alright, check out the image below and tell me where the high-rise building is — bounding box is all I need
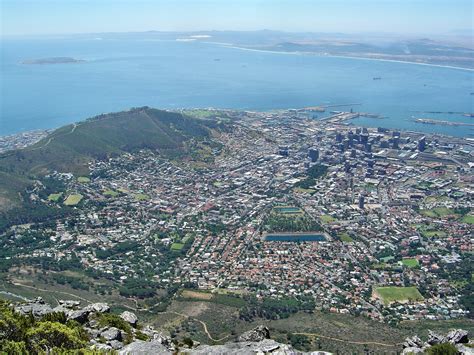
[361,134,369,144]
[308,148,319,162]
[418,136,426,152]
[358,195,365,209]
[278,146,289,156]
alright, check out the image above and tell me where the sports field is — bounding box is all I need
[320,215,336,223]
[64,194,83,206]
[375,286,423,305]
[401,258,419,268]
[461,215,474,224]
[48,193,63,202]
[171,243,184,251]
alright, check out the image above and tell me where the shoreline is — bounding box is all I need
[220,44,474,72]
[2,107,470,145]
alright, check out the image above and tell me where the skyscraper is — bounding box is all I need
[418,136,426,152]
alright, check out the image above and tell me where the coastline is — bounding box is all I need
[220,44,474,72]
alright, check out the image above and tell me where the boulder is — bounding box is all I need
[109,340,124,350]
[427,330,445,345]
[85,302,110,313]
[120,311,138,326]
[14,298,54,318]
[67,309,90,323]
[52,305,70,314]
[446,329,469,344]
[456,344,474,355]
[58,300,81,308]
[238,325,271,342]
[119,340,172,354]
[101,327,122,341]
[403,335,423,349]
[401,347,424,354]
[91,343,112,351]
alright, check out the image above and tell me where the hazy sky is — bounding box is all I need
[1,0,473,36]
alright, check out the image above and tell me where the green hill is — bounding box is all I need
[0,107,213,220]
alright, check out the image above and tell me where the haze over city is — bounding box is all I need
[2,0,473,36]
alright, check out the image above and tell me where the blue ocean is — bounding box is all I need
[1,36,473,136]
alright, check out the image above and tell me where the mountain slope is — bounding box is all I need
[0,107,211,212]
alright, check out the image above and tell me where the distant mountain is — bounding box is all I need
[0,107,213,213]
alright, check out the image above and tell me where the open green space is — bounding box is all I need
[461,215,474,224]
[375,286,424,305]
[47,193,63,202]
[339,232,354,243]
[420,207,454,218]
[320,215,336,223]
[401,258,420,268]
[170,243,185,251]
[103,189,119,197]
[422,230,447,238]
[77,176,90,183]
[64,194,83,206]
[134,193,150,201]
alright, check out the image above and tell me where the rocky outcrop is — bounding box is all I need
[189,338,317,354]
[14,297,53,317]
[119,340,172,354]
[402,329,472,355]
[101,327,122,341]
[238,325,271,342]
[84,302,110,313]
[186,326,332,355]
[120,310,138,326]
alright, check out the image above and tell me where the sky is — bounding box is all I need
[1,0,473,36]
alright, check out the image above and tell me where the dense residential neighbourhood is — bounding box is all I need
[1,108,473,327]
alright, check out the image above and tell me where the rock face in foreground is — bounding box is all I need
[119,340,172,354]
[402,329,473,355]
[188,339,331,355]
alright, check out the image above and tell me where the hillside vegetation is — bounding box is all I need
[0,107,215,224]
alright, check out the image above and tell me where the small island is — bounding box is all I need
[21,57,86,65]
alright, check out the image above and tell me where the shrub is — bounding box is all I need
[426,343,458,355]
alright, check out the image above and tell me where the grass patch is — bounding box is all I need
[64,194,83,206]
[422,230,447,238]
[339,233,354,243]
[103,189,119,197]
[47,192,63,202]
[171,243,184,251]
[421,207,454,218]
[134,193,150,201]
[401,258,419,268]
[181,290,213,300]
[375,286,424,305]
[320,215,336,223]
[77,176,90,183]
[461,215,474,224]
